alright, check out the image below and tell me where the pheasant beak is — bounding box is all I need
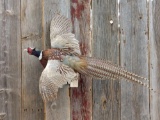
[24,49,27,51]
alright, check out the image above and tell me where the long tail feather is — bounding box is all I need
[62,56,158,93]
[79,57,157,94]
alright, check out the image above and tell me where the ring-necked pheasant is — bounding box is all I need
[25,14,157,103]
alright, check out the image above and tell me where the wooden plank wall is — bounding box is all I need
[120,0,150,120]
[150,0,160,120]
[1,0,160,120]
[70,0,92,120]
[0,0,21,120]
[92,0,120,120]
[21,0,44,119]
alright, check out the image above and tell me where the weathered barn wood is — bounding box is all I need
[120,0,149,120]
[1,0,160,120]
[92,0,120,120]
[21,0,44,119]
[0,0,21,120]
[70,0,92,120]
[42,0,71,120]
[149,0,160,120]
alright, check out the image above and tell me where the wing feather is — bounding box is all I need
[50,14,81,55]
[51,33,81,54]
[50,14,72,40]
[39,60,79,102]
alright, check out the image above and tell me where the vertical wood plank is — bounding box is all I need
[70,0,92,120]
[0,0,21,120]
[21,0,44,119]
[120,0,150,120]
[42,0,71,49]
[42,0,71,120]
[92,0,120,120]
[150,0,160,120]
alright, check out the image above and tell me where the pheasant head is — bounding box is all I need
[24,47,47,67]
[25,47,42,58]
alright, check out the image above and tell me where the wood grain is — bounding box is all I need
[70,0,92,120]
[1,0,160,119]
[92,0,120,120]
[42,0,71,49]
[0,0,21,120]
[120,0,150,120]
[21,0,44,119]
[42,0,71,120]
[150,0,160,120]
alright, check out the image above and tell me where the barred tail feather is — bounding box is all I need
[86,57,148,81]
[62,56,158,94]
[79,57,157,94]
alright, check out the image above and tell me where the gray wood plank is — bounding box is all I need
[42,0,71,120]
[21,0,42,38]
[92,0,120,120]
[120,0,149,120]
[70,0,92,119]
[21,0,44,119]
[42,0,71,49]
[0,0,21,120]
[44,85,70,120]
[149,0,160,120]
[22,40,44,120]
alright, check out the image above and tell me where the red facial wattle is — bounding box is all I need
[27,47,33,54]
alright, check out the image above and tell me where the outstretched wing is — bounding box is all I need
[39,60,79,102]
[50,14,72,40]
[50,14,81,55]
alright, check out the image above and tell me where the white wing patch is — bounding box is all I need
[39,60,79,102]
